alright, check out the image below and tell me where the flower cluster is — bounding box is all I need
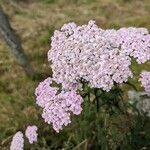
[139,71,150,96]
[117,27,150,64]
[35,77,58,108]
[35,20,150,132]
[25,125,38,144]
[35,78,83,132]
[48,20,150,91]
[10,131,24,150]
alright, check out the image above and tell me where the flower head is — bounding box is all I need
[25,125,38,144]
[48,21,149,91]
[35,78,83,132]
[139,71,150,96]
[10,131,24,150]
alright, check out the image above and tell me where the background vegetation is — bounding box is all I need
[0,0,150,149]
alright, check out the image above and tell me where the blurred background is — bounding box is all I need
[0,0,150,149]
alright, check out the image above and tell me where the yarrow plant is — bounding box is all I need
[35,20,150,133]
[25,125,38,144]
[10,131,24,150]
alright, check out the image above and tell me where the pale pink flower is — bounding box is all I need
[35,78,83,133]
[139,71,150,96]
[10,131,24,150]
[25,125,38,144]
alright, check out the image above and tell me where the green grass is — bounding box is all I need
[0,0,150,149]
